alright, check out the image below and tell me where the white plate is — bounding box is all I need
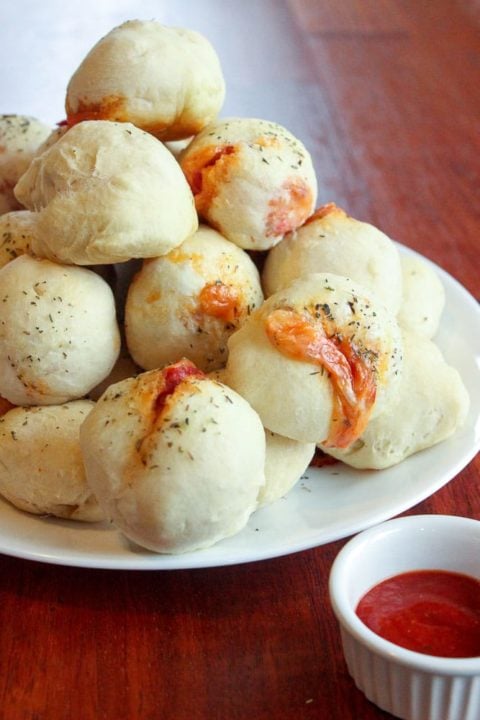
[0,245,479,570]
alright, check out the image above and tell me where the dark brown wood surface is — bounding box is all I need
[1,2,479,719]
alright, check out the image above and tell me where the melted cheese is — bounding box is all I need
[265,308,376,448]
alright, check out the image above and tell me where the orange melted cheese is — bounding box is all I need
[132,359,205,467]
[65,96,127,126]
[303,202,344,226]
[265,179,313,237]
[264,308,376,448]
[198,282,240,324]
[254,135,282,149]
[181,144,237,216]
[65,97,201,139]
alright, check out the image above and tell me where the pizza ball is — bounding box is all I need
[208,367,314,506]
[14,120,198,265]
[0,400,104,521]
[0,255,120,405]
[80,359,266,553]
[321,331,469,469]
[0,115,51,215]
[397,253,445,338]
[225,273,403,447]
[262,203,403,313]
[125,225,264,372]
[0,210,36,267]
[180,117,317,250]
[65,20,225,141]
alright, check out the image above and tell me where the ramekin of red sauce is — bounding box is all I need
[329,515,480,720]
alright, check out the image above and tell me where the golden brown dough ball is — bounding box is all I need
[262,203,403,313]
[0,114,51,214]
[226,273,403,447]
[208,368,314,506]
[14,120,198,265]
[0,210,36,268]
[125,225,264,372]
[0,255,120,405]
[65,20,225,141]
[0,400,104,521]
[180,117,317,250]
[80,360,266,553]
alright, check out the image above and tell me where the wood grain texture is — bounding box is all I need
[0,2,479,719]
[288,0,480,298]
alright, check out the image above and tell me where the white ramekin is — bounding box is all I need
[329,514,480,720]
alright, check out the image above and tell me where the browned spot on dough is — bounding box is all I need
[66,95,128,126]
[303,202,346,226]
[66,96,208,140]
[146,290,161,304]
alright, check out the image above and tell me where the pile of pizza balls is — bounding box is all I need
[0,20,469,554]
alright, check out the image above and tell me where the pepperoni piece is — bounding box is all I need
[155,359,205,414]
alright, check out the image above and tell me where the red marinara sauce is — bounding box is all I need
[155,360,204,414]
[356,569,480,658]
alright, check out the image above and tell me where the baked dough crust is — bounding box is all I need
[65,20,225,141]
[180,117,317,250]
[208,368,314,506]
[321,331,469,468]
[0,210,36,268]
[225,273,403,444]
[258,430,315,508]
[397,254,445,338]
[0,400,104,521]
[0,115,51,214]
[125,225,264,372]
[14,120,198,265]
[80,362,266,553]
[0,255,120,405]
[263,203,402,313]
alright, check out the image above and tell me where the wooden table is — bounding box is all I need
[0,2,479,718]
